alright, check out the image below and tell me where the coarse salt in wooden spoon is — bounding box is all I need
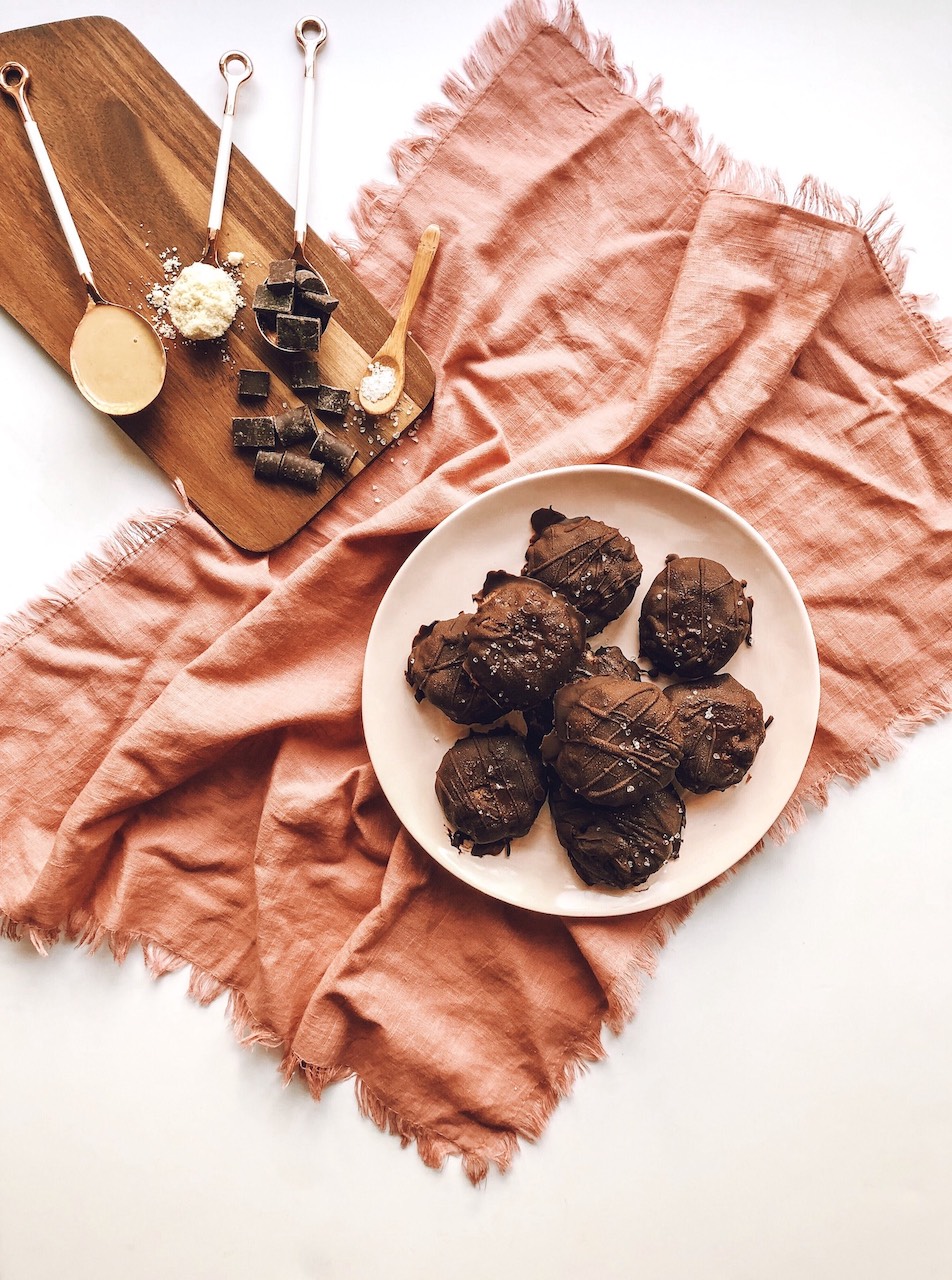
[357,223,440,418]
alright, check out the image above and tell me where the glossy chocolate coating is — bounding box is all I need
[572,644,644,683]
[406,614,507,725]
[664,673,766,792]
[523,508,642,634]
[639,555,752,677]
[435,729,548,854]
[522,645,643,748]
[551,676,683,806]
[550,777,685,889]
[464,572,586,711]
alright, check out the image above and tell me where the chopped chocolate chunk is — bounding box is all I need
[273,404,316,447]
[266,258,298,293]
[310,428,357,475]
[253,450,283,481]
[276,313,321,352]
[253,450,324,491]
[277,452,324,491]
[252,283,293,319]
[314,384,350,416]
[232,416,276,449]
[289,356,323,392]
[296,290,340,323]
[293,268,326,292]
[237,369,271,400]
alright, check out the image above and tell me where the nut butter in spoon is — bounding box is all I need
[0,60,166,415]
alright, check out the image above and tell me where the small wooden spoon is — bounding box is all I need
[357,223,440,417]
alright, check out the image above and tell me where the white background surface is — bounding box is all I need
[0,2,950,1277]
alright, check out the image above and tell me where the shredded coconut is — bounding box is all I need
[166,262,239,340]
[225,250,245,266]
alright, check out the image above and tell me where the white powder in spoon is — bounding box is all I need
[166,262,240,340]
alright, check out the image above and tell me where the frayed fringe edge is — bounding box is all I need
[332,0,951,354]
[0,907,512,1183]
[1,667,947,1183]
[0,508,187,658]
[770,681,952,843]
[289,1020,609,1185]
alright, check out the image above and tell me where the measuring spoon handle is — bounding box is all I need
[0,61,99,300]
[205,50,253,259]
[293,17,328,255]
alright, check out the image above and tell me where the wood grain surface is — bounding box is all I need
[0,17,435,551]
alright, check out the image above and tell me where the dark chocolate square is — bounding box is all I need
[289,356,323,391]
[266,258,298,294]
[276,313,321,352]
[232,416,276,449]
[314,384,350,416]
[253,283,293,319]
[237,369,271,400]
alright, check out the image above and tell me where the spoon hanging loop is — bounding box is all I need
[202,49,253,264]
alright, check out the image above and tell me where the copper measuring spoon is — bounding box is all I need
[0,61,166,416]
[255,16,331,353]
[166,50,253,340]
[357,223,440,417]
[201,49,253,267]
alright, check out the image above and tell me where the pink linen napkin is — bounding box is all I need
[1,0,950,1181]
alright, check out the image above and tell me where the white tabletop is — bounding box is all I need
[1,3,950,1276]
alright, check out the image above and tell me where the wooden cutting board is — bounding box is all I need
[0,18,435,551]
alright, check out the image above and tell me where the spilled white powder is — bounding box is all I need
[166,262,240,340]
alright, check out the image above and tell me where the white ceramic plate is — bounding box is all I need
[362,466,819,917]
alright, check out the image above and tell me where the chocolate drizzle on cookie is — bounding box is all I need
[664,673,766,792]
[463,571,586,711]
[550,776,685,889]
[406,614,507,725]
[523,508,643,634]
[435,728,548,856]
[638,555,752,678]
[551,676,683,807]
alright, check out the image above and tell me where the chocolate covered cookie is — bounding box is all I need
[664,673,766,792]
[522,644,644,749]
[550,777,685,889]
[435,728,548,855]
[639,555,752,677]
[551,676,683,806]
[464,572,586,711]
[523,509,642,634]
[406,614,507,725]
